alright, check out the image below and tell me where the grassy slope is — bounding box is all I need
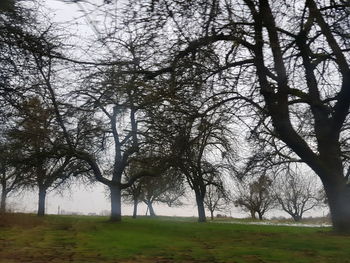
[0,214,349,263]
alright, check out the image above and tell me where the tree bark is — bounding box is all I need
[195,191,206,222]
[146,200,156,217]
[292,215,302,222]
[110,184,122,222]
[323,179,350,233]
[0,188,7,214]
[132,198,138,219]
[250,210,256,219]
[37,186,47,216]
[210,210,214,220]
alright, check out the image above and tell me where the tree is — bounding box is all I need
[161,111,234,222]
[123,163,185,218]
[126,0,350,232]
[139,169,185,217]
[244,0,350,231]
[71,69,157,222]
[274,168,324,222]
[179,130,222,222]
[122,161,148,219]
[0,139,23,213]
[234,175,275,220]
[8,97,87,216]
[141,67,236,223]
[0,8,59,212]
[204,183,230,220]
[122,178,142,219]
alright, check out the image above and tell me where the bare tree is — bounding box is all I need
[139,169,185,217]
[234,175,275,220]
[274,168,324,222]
[204,183,230,220]
[8,97,88,216]
[176,117,235,223]
[68,65,165,222]
[123,162,185,218]
[144,73,237,223]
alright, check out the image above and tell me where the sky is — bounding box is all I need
[8,0,329,220]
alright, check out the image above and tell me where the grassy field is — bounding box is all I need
[0,214,349,263]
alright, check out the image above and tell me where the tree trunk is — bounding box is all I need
[257,212,263,220]
[313,155,350,233]
[0,188,6,214]
[323,181,350,233]
[37,186,47,216]
[110,184,122,222]
[250,210,256,219]
[195,191,206,222]
[147,200,156,217]
[132,198,138,219]
[292,214,302,222]
[210,210,214,220]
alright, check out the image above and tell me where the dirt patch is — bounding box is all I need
[0,213,45,228]
[0,251,105,263]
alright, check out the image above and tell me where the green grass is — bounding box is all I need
[0,214,349,263]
